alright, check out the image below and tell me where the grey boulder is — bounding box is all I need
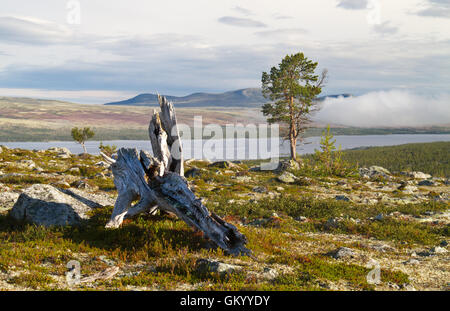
[9,184,107,226]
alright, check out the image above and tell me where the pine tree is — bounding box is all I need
[261,52,327,162]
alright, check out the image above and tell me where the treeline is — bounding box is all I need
[337,141,450,177]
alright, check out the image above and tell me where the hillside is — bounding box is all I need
[104,88,352,108]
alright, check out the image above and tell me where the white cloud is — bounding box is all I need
[315,90,450,127]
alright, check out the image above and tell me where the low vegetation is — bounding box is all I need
[0,142,448,291]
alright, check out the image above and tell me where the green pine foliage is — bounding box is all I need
[71,127,95,153]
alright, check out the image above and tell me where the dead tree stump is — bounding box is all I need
[102,95,251,256]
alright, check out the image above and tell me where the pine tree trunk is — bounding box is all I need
[289,96,297,161]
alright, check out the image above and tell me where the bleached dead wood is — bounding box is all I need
[103,96,250,256]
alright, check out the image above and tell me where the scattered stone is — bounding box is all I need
[335,195,350,202]
[72,179,98,191]
[327,247,355,259]
[400,283,416,291]
[53,181,71,189]
[440,240,448,247]
[0,191,20,212]
[261,267,278,280]
[184,167,204,178]
[325,217,342,228]
[401,185,418,194]
[403,259,420,265]
[252,186,268,193]
[295,216,308,222]
[418,180,434,186]
[370,243,393,252]
[95,161,109,167]
[9,184,96,226]
[359,166,391,179]
[276,187,284,191]
[430,246,448,254]
[195,259,242,276]
[374,214,384,221]
[98,255,116,266]
[235,176,252,182]
[48,147,72,159]
[404,171,432,179]
[208,161,238,169]
[275,159,300,172]
[277,171,297,184]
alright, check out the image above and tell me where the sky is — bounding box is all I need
[0,0,449,124]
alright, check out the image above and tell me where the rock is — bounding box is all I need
[327,247,355,259]
[32,167,44,173]
[15,160,35,170]
[275,159,300,172]
[208,161,238,169]
[418,180,434,186]
[401,185,418,194]
[370,243,393,252]
[53,181,71,189]
[325,217,342,228]
[374,213,384,221]
[430,246,447,254]
[261,267,278,280]
[235,176,252,182]
[295,216,308,222]
[195,259,242,275]
[68,167,81,174]
[95,161,109,167]
[48,147,72,158]
[0,191,20,212]
[403,259,420,265]
[277,171,297,184]
[440,240,448,247]
[72,179,98,191]
[404,171,432,179]
[252,186,268,193]
[184,167,205,178]
[0,146,2,153]
[276,187,285,191]
[359,166,391,179]
[335,195,350,202]
[9,184,98,226]
[248,166,260,172]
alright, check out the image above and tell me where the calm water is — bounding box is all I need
[1,134,449,161]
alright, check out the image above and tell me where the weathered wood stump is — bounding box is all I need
[102,95,251,256]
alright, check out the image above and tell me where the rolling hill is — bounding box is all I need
[104,88,352,108]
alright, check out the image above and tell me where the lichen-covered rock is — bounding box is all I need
[403,171,432,179]
[359,166,391,179]
[277,171,297,183]
[327,247,355,259]
[9,184,104,226]
[195,259,242,275]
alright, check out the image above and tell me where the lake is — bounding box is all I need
[1,134,449,161]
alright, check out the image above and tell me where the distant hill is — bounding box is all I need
[104,88,352,108]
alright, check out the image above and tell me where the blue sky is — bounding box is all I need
[0,0,449,105]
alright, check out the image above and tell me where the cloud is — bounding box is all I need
[416,0,450,18]
[315,90,450,127]
[336,0,368,10]
[218,16,267,28]
[255,28,308,39]
[232,6,253,16]
[0,16,74,45]
[372,21,398,35]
